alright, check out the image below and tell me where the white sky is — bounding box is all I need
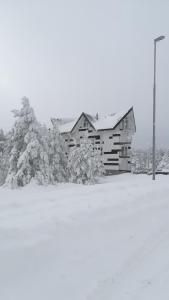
[0,0,168,148]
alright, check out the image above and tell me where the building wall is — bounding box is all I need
[61,111,135,174]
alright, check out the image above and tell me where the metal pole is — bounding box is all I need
[152,35,165,180]
[152,41,156,180]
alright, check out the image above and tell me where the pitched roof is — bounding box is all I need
[56,118,78,133]
[57,107,134,133]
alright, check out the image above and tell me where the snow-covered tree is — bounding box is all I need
[131,148,165,174]
[131,149,149,174]
[5,97,51,187]
[0,129,7,185]
[157,150,169,173]
[68,136,103,184]
[0,129,5,152]
[48,119,68,182]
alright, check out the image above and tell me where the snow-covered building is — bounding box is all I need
[54,107,136,174]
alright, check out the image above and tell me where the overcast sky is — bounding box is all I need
[0,0,168,148]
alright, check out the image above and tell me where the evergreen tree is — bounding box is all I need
[6,97,51,187]
[49,119,68,182]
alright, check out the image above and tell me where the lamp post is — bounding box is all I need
[152,35,165,180]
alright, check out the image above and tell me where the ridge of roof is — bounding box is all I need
[57,107,134,133]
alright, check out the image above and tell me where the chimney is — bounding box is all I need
[96,113,99,120]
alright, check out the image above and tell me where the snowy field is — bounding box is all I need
[0,174,169,300]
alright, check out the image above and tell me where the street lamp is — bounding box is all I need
[152,35,165,180]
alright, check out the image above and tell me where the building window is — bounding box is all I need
[104,163,119,166]
[84,119,88,127]
[79,128,87,131]
[124,118,128,129]
[120,120,124,130]
[107,158,119,161]
[120,118,128,130]
[121,146,127,156]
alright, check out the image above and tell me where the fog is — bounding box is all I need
[0,0,168,148]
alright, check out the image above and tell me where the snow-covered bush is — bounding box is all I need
[157,150,169,173]
[68,137,103,184]
[131,148,165,174]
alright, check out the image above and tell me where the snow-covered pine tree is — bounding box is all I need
[68,136,103,184]
[6,97,51,187]
[49,119,68,183]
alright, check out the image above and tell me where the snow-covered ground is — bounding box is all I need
[0,174,169,300]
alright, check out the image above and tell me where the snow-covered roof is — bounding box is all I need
[92,109,130,131]
[58,118,78,133]
[57,107,133,133]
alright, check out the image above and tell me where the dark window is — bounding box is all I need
[95,141,100,144]
[121,146,128,156]
[104,150,119,154]
[79,128,87,131]
[84,120,88,127]
[114,142,131,145]
[95,135,100,140]
[107,158,119,161]
[69,144,75,147]
[124,118,128,129]
[120,120,124,130]
[88,135,100,139]
[104,163,119,166]
[113,134,120,137]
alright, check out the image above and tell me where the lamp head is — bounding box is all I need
[154,35,165,42]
